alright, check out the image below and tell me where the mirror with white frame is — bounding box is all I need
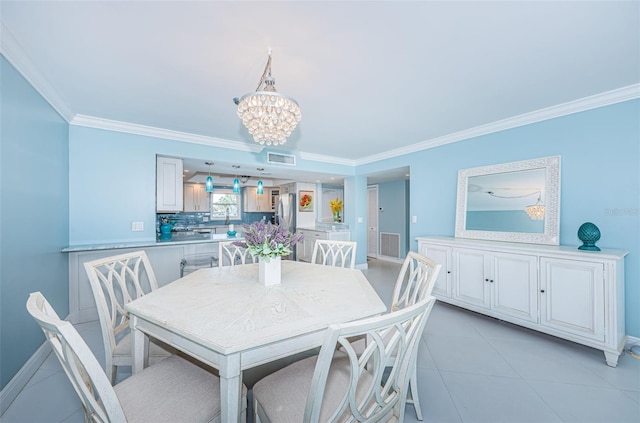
[455,156,561,245]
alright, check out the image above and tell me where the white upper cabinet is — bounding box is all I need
[184,183,210,212]
[156,157,183,213]
[243,187,270,212]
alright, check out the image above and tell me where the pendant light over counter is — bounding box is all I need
[204,162,214,193]
[256,168,264,194]
[232,165,241,193]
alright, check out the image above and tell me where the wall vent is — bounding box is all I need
[380,232,401,258]
[266,152,296,166]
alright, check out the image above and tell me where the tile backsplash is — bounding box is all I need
[157,212,274,232]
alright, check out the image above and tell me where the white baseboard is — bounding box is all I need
[369,254,404,264]
[0,341,51,416]
[626,335,640,349]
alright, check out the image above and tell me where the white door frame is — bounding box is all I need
[367,185,379,258]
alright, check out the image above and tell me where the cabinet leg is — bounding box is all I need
[604,351,619,367]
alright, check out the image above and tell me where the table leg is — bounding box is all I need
[219,354,242,422]
[130,315,145,374]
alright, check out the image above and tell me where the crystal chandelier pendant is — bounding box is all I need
[525,204,545,220]
[525,193,545,220]
[236,52,301,146]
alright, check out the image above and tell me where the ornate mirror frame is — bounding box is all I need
[455,156,561,245]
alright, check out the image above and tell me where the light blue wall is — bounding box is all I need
[68,126,354,245]
[0,56,69,389]
[344,175,368,265]
[377,180,409,258]
[357,99,640,338]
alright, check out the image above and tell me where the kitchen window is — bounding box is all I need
[211,189,240,220]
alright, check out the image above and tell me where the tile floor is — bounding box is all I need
[2,258,639,422]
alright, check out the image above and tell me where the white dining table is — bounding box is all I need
[125,260,387,422]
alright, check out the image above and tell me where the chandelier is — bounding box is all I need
[235,51,301,146]
[525,193,545,221]
[487,189,545,221]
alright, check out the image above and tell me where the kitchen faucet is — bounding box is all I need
[224,207,230,225]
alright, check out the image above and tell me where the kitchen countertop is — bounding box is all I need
[296,225,350,233]
[61,232,244,253]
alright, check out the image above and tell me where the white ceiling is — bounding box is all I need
[1,1,638,182]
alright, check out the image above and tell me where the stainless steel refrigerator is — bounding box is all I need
[276,193,297,260]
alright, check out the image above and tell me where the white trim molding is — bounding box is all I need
[71,115,263,153]
[356,84,640,166]
[0,22,74,121]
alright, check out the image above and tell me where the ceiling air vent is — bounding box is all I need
[266,152,296,166]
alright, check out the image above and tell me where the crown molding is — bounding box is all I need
[356,84,640,166]
[3,18,636,169]
[70,115,263,153]
[298,151,356,166]
[0,22,75,122]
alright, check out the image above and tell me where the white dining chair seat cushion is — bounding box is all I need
[253,353,374,423]
[115,355,246,423]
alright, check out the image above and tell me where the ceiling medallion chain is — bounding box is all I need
[235,51,301,146]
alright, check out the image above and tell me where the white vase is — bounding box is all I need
[259,256,281,286]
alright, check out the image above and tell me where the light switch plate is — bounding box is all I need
[131,221,144,231]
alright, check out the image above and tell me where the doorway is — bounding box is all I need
[367,185,379,257]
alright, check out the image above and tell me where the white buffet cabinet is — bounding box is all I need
[417,236,628,367]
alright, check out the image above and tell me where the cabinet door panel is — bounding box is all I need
[157,157,183,212]
[540,258,604,341]
[420,244,451,298]
[184,183,205,212]
[453,249,489,308]
[491,253,538,322]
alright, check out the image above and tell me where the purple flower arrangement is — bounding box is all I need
[233,221,304,260]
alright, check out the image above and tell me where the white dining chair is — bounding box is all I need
[349,251,441,420]
[26,292,247,423]
[310,239,357,269]
[218,240,258,267]
[84,250,171,384]
[253,295,436,422]
[389,251,442,420]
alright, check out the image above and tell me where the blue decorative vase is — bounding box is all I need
[577,222,601,251]
[160,223,172,240]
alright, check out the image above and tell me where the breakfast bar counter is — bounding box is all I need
[63,232,244,324]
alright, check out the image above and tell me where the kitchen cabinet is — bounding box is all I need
[296,229,351,262]
[243,187,270,212]
[417,236,627,367]
[184,183,210,212]
[156,156,183,212]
